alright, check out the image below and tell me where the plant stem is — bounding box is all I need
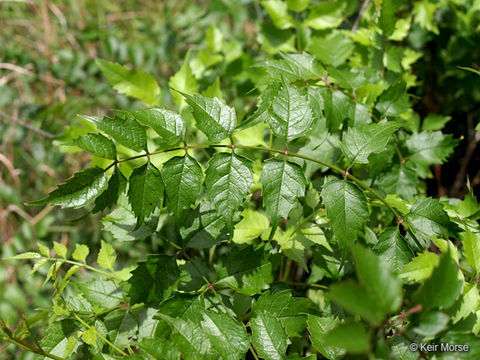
[109,143,402,222]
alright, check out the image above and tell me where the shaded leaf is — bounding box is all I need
[132,108,185,145]
[72,133,116,160]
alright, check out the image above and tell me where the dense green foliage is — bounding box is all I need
[1,0,480,359]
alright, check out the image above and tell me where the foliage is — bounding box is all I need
[1,0,480,359]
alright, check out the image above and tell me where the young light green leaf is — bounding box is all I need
[131,108,185,145]
[304,1,345,30]
[93,167,127,213]
[250,312,287,360]
[261,0,295,29]
[255,52,324,82]
[72,133,116,160]
[127,162,164,227]
[96,59,160,105]
[287,0,310,12]
[260,158,306,236]
[232,209,270,244]
[205,153,253,233]
[72,244,89,263]
[27,167,108,208]
[462,230,480,275]
[178,92,236,142]
[201,310,250,360]
[341,122,400,164]
[5,252,42,260]
[414,253,464,311]
[53,241,67,259]
[399,251,439,282]
[82,327,97,346]
[374,227,413,272]
[161,154,203,221]
[169,53,199,108]
[84,115,147,152]
[321,180,369,245]
[307,32,354,67]
[266,79,313,141]
[97,240,116,271]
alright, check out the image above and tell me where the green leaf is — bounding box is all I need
[379,0,395,36]
[329,281,386,325]
[399,251,439,282]
[215,246,273,295]
[179,92,236,142]
[97,240,116,271]
[205,153,253,234]
[27,167,108,208]
[321,180,369,245]
[458,66,480,76]
[405,198,458,239]
[127,162,164,227]
[374,227,413,272]
[232,209,270,244]
[261,0,294,29]
[341,122,400,164]
[323,322,370,354]
[72,244,89,263]
[377,165,418,200]
[414,253,464,311]
[287,0,310,12]
[201,310,250,360]
[462,230,480,275]
[84,114,147,152]
[353,245,403,315]
[307,32,354,67]
[375,82,410,117]
[38,320,77,359]
[253,290,312,337]
[93,167,127,213]
[96,59,160,105]
[414,311,450,337]
[421,114,451,131]
[53,242,67,258]
[169,54,199,108]
[250,312,287,360]
[304,1,345,30]
[161,154,203,221]
[307,315,345,359]
[131,108,185,145]
[75,280,123,308]
[128,255,180,305]
[260,158,306,236]
[406,131,458,167]
[72,133,116,160]
[266,79,313,141]
[82,327,97,346]
[159,315,215,360]
[5,252,41,260]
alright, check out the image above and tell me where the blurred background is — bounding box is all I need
[0,0,479,358]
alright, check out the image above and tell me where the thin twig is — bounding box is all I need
[352,0,370,33]
[0,110,54,138]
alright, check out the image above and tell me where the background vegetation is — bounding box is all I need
[0,0,479,359]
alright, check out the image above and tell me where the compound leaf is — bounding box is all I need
[260,158,306,236]
[321,180,369,245]
[131,108,185,145]
[85,115,147,152]
[127,162,164,227]
[96,59,160,105]
[179,92,236,142]
[72,133,117,160]
[162,154,203,221]
[205,153,253,234]
[27,167,108,208]
[266,79,313,141]
[341,122,400,164]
